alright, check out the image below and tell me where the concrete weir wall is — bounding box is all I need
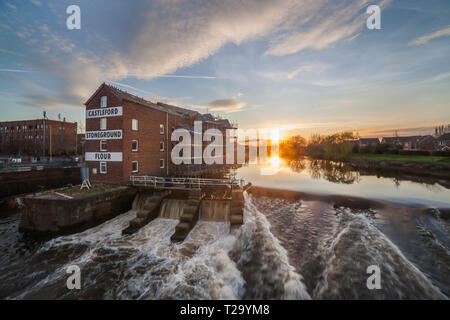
[20,187,137,238]
[0,167,81,199]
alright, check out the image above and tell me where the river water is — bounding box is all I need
[0,159,449,299]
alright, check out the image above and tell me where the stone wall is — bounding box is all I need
[0,167,81,199]
[19,186,137,237]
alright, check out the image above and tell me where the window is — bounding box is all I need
[160,158,164,168]
[100,118,107,130]
[100,140,107,151]
[160,141,164,151]
[100,162,107,174]
[132,140,138,151]
[160,124,164,134]
[132,119,138,131]
[101,96,107,108]
[132,161,139,173]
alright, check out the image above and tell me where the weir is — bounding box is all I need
[122,176,247,241]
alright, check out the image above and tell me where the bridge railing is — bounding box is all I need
[129,176,244,188]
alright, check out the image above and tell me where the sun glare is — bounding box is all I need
[270,128,283,144]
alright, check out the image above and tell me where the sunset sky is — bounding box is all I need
[1,0,449,138]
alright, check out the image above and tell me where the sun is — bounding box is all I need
[270,127,284,144]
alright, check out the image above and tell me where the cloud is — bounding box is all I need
[410,26,450,45]
[193,99,246,113]
[30,0,42,6]
[266,1,371,56]
[287,65,314,79]
[157,75,216,79]
[125,0,295,79]
[421,72,450,84]
[20,94,81,110]
[0,68,31,73]
[364,126,436,137]
[8,0,391,111]
[0,48,27,58]
[107,81,159,97]
[5,2,16,10]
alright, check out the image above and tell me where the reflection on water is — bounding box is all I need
[235,157,450,207]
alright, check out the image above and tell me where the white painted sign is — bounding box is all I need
[86,106,123,119]
[85,130,123,140]
[85,152,123,162]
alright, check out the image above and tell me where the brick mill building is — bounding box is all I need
[84,83,235,185]
[0,119,77,157]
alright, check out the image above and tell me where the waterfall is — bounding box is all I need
[199,200,231,222]
[159,199,187,219]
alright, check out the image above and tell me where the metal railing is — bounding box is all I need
[130,175,244,189]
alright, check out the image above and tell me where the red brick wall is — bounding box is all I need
[85,86,125,184]
[0,119,76,156]
[85,85,191,185]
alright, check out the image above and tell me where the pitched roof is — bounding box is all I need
[84,83,199,118]
[383,136,423,143]
[156,102,199,118]
[359,138,380,143]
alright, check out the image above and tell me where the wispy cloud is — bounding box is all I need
[107,81,159,97]
[5,2,16,10]
[20,94,81,110]
[364,126,436,137]
[0,68,31,73]
[30,0,42,6]
[421,72,450,84]
[410,26,450,45]
[192,99,246,113]
[0,48,27,58]
[109,81,192,107]
[157,75,216,79]
[265,0,390,56]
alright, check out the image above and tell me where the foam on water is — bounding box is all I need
[230,193,311,299]
[313,208,447,299]
[4,192,313,299]
[2,191,446,300]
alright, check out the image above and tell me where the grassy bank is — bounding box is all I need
[348,153,450,164]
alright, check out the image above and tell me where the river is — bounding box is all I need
[0,159,448,299]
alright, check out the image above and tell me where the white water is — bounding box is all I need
[2,191,448,299]
[313,208,446,299]
[4,192,311,300]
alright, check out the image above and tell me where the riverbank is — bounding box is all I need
[343,154,450,182]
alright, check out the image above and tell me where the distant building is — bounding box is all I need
[437,133,450,151]
[84,83,235,185]
[0,119,77,157]
[381,136,423,150]
[417,135,437,151]
[357,138,381,147]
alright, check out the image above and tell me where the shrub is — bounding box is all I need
[431,151,450,157]
[398,150,431,156]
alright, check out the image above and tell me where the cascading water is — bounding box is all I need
[0,191,448,299]
[199,200,230,222]
[158,199,187,219]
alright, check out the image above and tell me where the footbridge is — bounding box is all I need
[129,176,245,190]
